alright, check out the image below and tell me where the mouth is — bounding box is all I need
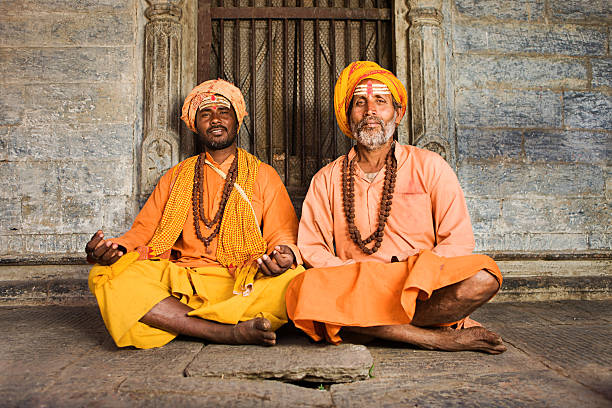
[208,126,227,136]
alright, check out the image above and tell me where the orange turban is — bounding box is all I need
[334,61,407,138]
[181,79,248,134]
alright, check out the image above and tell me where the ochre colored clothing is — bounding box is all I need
[298,144,475,268]
[334,61,408,138]
[90,151,303,348]
[288,143,499,344]
[286,251,501,344]
[110,151,301,268]
[90,252,305,349]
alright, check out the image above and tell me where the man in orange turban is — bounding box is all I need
[85,79,305,349]
[286,62,506,354]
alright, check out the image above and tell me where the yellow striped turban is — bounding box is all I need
[181,79,248,133]
[334,61,408,138]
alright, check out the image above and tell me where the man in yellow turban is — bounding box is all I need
[286,62,506,354]
[86,79,304,349]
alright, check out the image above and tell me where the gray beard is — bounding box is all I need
[351,113,397,151]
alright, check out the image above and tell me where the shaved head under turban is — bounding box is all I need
[181,79,248,134]
[334,61,407,138]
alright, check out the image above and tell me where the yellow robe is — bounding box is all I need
[89,152,304,349]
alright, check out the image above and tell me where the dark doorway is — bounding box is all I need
[198,0,394,209]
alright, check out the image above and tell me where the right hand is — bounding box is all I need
[85,230,125,266]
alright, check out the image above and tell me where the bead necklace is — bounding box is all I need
[192,152,238,247]
[341,142,397,255]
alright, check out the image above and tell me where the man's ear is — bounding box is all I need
[394,107,402,126]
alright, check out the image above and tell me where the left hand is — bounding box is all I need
[257,245,295,276]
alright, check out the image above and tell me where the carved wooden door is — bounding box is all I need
[198,0,394,211]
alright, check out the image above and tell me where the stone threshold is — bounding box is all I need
[0,274,610,306]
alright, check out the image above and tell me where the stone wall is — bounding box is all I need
[450,0,611,254]
[0,0,143,259]
[0,0,610,264]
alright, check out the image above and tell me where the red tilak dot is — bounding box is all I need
[366,80,373,97]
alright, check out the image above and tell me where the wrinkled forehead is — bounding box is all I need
[353,78,391,98]
[197,94,232,111]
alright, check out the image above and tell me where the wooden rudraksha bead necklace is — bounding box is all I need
[341,142,397,255]
[192,152,238,247]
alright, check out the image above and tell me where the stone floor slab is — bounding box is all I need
[367,342,542,379]
[185,334,373,383]
[120,377,333,407]
[330,370,611,407]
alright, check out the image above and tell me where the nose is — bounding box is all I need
[365,98,377,116]
[210,110,222,123]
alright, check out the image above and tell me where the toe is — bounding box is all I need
[255,317,272,331]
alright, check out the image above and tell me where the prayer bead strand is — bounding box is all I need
[192,153,238,247]
[341,142,397,255]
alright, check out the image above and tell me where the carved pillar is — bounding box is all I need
[141,0,184,200]
[406,0,454,164]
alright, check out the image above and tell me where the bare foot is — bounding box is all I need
[433,326,506,354]
[231,317,276,346]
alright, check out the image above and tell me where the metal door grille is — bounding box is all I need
[198,0,394,205]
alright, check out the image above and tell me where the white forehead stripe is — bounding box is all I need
[198,94,232,110]
[353,84,391,96]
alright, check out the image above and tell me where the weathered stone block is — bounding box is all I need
[500,198,610,233]
[454,0,545,21]
[551,0,612,20]
[466,197,501,234]
[20,196,62,234]
[24,84,133,125]
[0,14,134,47]
[457,128,523,160]
[564,91,612,130]
[0,48,132,84]
[453,22,607,56]
[0,127,8,161]
[458,161,605,197]
[589,232,612,249]
[60,195,102,234]
[455,55,588,89]
[7,125,134,161]
[0,234,24,255]
[0,198,21,233]
[8,161,59,197]
[58,160,133,196]
[0,0,132,14]
[101,196,134,233]
[24,233,90,254]
[474,232,589,251]
[456,89,562,128]
[0,86,23,125]
[524,130,610,163]
[185,338,373,383]
[592,58,612,89]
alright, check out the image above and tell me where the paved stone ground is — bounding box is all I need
[1,300,610,407]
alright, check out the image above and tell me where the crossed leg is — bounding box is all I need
[140,297,277,346]
[344,270,506,354]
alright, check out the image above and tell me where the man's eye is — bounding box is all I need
[355,100,365,106]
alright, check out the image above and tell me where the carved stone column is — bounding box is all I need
[406,0,454,164]
[140,0,184,200]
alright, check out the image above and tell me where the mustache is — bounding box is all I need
[207,125,227,133]
[356,116,384,131]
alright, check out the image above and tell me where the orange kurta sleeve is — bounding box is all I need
[109,168,173,252]
[255,163,302,265]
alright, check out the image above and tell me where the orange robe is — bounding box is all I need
[286,144,502,343]
[89,152,304,349]
[111,152,301,267]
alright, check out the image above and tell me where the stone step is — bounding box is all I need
[184,332,373,383]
